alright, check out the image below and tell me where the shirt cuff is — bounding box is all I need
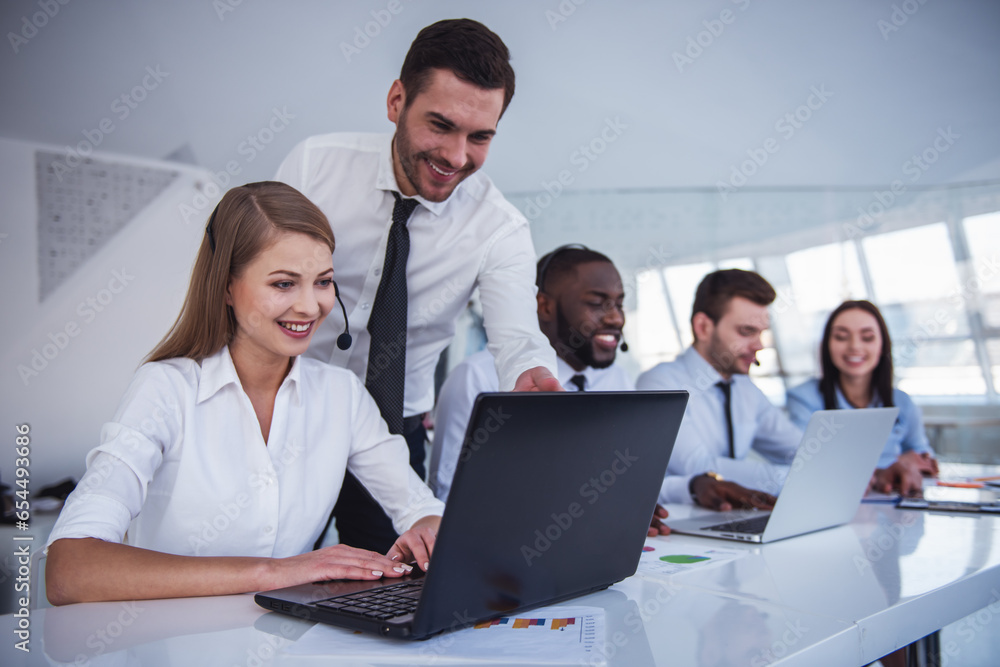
[659,474,696,505]
[45,493,133,551]
[496,350,558,392]
[391,493,446,534]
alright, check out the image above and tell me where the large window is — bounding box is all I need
[635,213,1000,403]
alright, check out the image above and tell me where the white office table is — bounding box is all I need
[2,504,996,666]
[648,502,1000,665]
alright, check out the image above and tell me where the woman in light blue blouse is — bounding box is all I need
[787,300,937,495]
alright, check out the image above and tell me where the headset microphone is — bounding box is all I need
[333,280,353,350]
[620,337,629,353]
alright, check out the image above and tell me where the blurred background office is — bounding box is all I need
[1,0,998,491]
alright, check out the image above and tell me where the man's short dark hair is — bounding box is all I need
[536,246,613,293]
[400,18,515,118]
[690,269,776,331]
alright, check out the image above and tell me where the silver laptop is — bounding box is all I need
[667,408,899,544]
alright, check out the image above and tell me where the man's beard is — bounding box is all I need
[394,107,469,203]
[706,331,748,376]
[555,308,614,370]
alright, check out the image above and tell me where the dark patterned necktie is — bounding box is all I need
[569,374,587,392]
[365,192,418,434]
[717,380,735,458]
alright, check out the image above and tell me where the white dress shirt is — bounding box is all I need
[429,350,634,502]
[47,347,444,558]
[275,133,557,416]
[636,347,802,504]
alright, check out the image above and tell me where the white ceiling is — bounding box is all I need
[1,0,998,194]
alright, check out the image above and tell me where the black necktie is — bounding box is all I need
[717,380,735,458]
[569,374,586,392]
[365,192,418,435]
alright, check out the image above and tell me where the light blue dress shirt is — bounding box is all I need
[786,378,933,469]
[637,347,802,504]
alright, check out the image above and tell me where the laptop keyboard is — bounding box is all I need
[706,514,770,534]
[315,579,424,620]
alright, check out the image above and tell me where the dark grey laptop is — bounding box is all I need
[255,390,688,639]
[667,408,899,543]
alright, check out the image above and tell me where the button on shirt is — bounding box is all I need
[786,378,933,469]
[636,346,802,504]
[46,347,444,558]
[429,350,634,502]
[275,133,557,416]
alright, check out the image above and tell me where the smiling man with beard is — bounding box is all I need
[429,246,669,535]
[276,19,558,554]
[430,247,631,501]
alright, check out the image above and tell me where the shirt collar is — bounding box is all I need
[680,346,725,387]
[197,346,303,406]
[556,356,615,390]
[375,134,452,217]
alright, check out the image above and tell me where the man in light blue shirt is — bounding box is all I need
[637,269,802,508]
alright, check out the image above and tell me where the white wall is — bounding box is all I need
[1,0,998,192]
[0,138,210,485]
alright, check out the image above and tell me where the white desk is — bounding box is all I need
[650,502,1000,665]
[2,504,997,666]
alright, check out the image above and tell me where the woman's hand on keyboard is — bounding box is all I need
[387,515,442,572]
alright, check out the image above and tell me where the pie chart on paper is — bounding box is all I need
[659,554,710,564]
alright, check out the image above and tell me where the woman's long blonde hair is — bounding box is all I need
[147,181,334,363]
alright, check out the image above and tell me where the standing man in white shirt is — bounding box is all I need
[276,19,559,552]
[637,269,802,511]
